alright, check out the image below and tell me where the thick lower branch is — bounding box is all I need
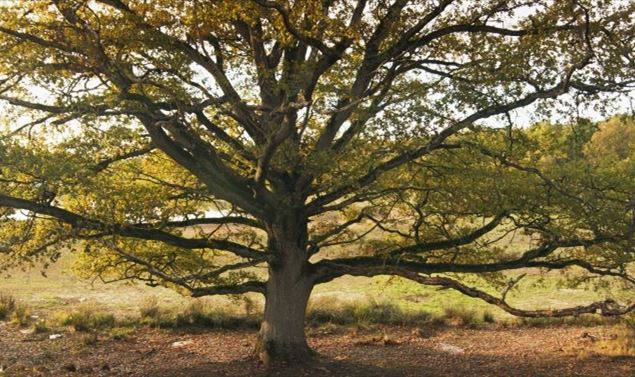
[313,235,628,284]
[313,261,635,318]
[0,194,268,260]
[396,271,635,317]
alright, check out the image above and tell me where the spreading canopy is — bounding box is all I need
[0,0,634,339]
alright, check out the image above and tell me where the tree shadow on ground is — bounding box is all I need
[149,348,635,377]
[154,359,403,377]
[2,325,634,377]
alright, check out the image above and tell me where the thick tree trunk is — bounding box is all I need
[254,266,314,365]
[254,214,314,365]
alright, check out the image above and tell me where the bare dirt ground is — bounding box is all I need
[1,323,633,377]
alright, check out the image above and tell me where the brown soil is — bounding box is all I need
[0,323,633,377]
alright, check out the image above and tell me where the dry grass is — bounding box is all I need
[0,291,16,319]
[52,305,116,331]
[33,319,50,334]
[594,326,635,357]
[9,300,30,327]
[590,315,635,358]
[307,296,433,327]
[137,299,261,330]
[138,296,161,319]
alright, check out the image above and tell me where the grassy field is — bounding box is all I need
[1,250,634,377]
[1,249,633,326]
[3,217,632,328]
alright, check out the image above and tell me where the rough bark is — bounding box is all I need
[253,213,315,365]
[254,266,314,365]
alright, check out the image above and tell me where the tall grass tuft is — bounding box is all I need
[54,306,116,331]
[11,302,31,327]
[139,299,260,329]
[307,296,432,327]
[442,306,481,327]
[139,296,160,319]
[175,300,260,329]
[0,292,16,320]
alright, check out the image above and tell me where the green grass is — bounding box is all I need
[312,270,633,324]
[1,250,633,332]
[108,326,136,340]
[0,253,191,316]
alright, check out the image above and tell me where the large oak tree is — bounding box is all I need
[0,0,634,363]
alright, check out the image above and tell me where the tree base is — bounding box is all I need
[253,334,316,367]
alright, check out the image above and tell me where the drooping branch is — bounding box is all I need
[0,25,78,53]
[311,255,635,317]
[180,259,266,284]
[308,210,369,253]
[397,271,635,317]
[95,239,266,296]
[96,238,198,291]
[464,142,603,210]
